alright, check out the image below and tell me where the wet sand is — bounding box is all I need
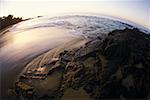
[18,36,89,97]
[62,88,91,100]
[0,27,89,98]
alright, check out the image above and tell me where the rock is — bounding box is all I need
[59,28,150,99]
[12,28,150,99]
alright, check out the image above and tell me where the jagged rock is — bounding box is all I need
[12,28,150,99]
[60,28,150,99]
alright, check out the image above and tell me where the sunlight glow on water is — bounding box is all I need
[0,15,149,98]
[0,27,80,61]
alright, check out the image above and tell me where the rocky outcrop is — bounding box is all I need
[58,28,150,99]
[13,28,150,99]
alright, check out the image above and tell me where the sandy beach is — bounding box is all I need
[0,27,89,98]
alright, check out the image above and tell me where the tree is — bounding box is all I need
[0,15,23,30]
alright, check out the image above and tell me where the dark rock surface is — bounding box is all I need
[12,28,150,99]
[58,28,150,99]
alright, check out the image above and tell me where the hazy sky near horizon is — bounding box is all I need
[0,0,150,28]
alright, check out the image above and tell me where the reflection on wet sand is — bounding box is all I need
[0,27,87,98]
[0,27,81,61]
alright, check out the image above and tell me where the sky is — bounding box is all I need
[0,0,150,29]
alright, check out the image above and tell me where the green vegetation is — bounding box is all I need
[0,15,23,30]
